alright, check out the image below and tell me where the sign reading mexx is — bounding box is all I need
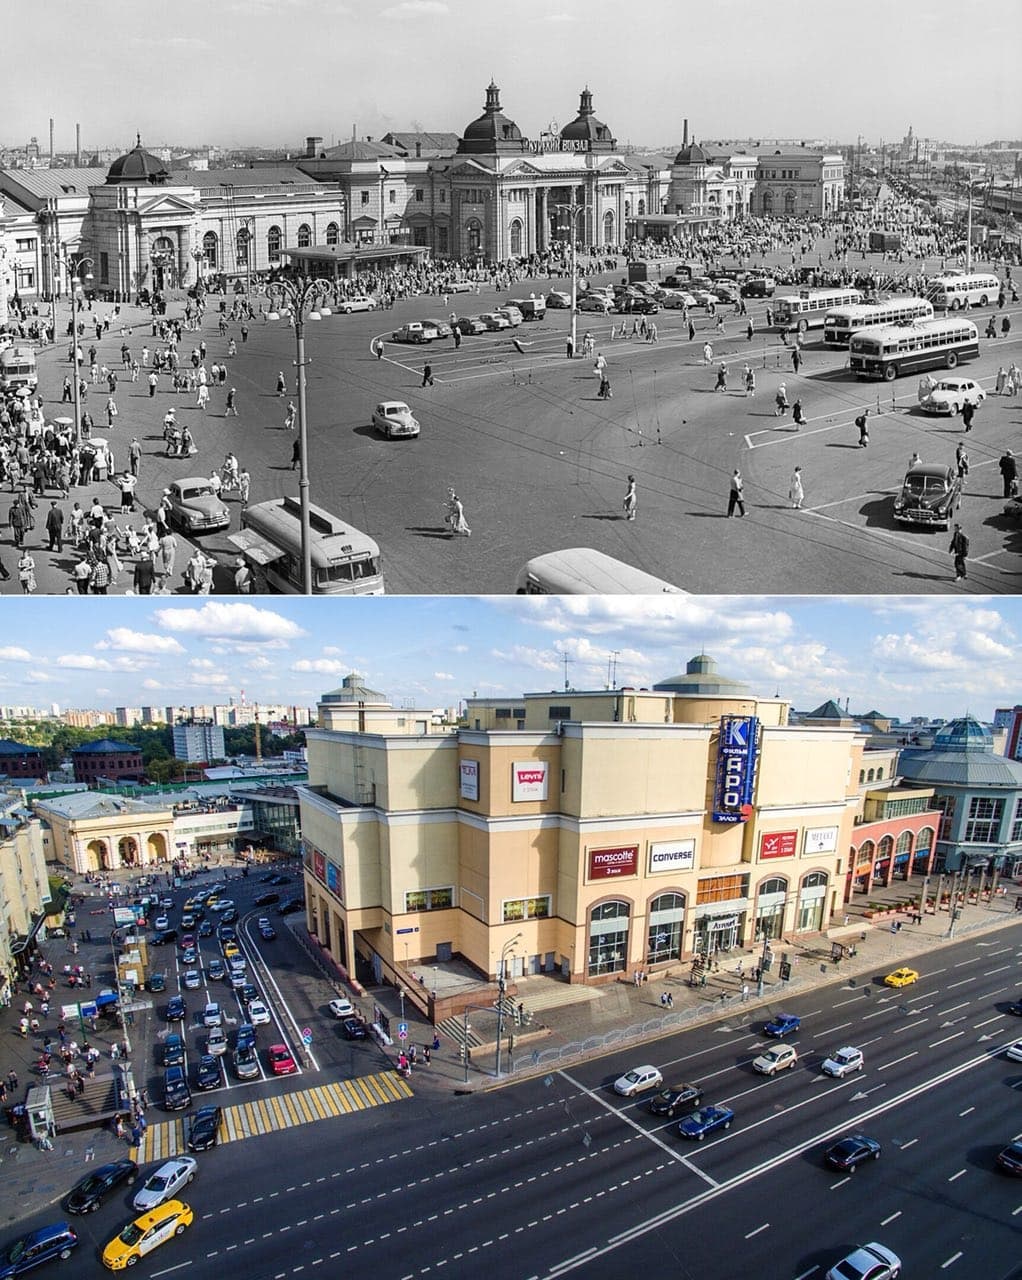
[512,760,548,801]
[459,759,480,801]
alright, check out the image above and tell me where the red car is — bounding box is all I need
[269,1043,297,1076]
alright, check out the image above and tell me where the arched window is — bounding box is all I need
[858,769,865,784]
[647,892,685,965]
[297,224,312,248]
[895,831,913,856]
[326,222,340,246]
[867,769,875,782]
[603,210,614,244]
[509,218,523,256]
[858,839,875,863]
[637,198,645,216]
[876,767,884,780]
[465,218,482,255]
[797,871,828,932]
[267,226,282,264]
[762,190,774,215]
[202,231,218,269]
[878,835,894,860]
[802,870,828,889]
[624,200,631,217]
[916,826,934,854]
[756,876,788,942]
[588,899,630,977]
[759,876,787,896]
[784,189,797,215]
[235,228,250,267]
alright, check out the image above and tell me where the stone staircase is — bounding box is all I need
[49,1072,121,1134]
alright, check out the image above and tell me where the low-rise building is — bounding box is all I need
[0,795,50,1000]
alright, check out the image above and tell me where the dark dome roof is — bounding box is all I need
[560,88,616,150]
[72,738,142,754]
[457,83,525,155]
[674,140,711,166]
[654,653,750,697]
[106,135,170,185]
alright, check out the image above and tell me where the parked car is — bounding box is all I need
[752,1044,798,1076]
[478,312,511,330]
[825,1134,882,1172]
[101,1201,193,1270]
[0,1224,79,1278]
[677,1104,734,1141]
[132,1158,197,1212]
[454,315,486,335]
[917,375,986,415]
[613,1065,663,1097]
[648,1083,703,1118]
[763,1012,801,1038]
[372,401,421,440]
[821,1046,864,1078]
[186,1106,222,1153]
[341,1017,368,1041]
[578,295,611,313]
[339,295,377,313]
[660,290,697,309]
[495,306,523,327]
[65,1159,138,1214]
[892,465,961,530]
[613,296,659,314]
[419,317,452,338]
[545,291,572,308]
[390,323,432,344]
[166,478,231,535]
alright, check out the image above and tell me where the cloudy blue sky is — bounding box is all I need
[8,1,1019,152]
[0,596,1017,721]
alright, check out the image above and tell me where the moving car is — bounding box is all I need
[268,874,292,886]
[494,306,523,327]
[65,1159,138,1214]
[454,316,486,335]
[545,291,571,308]
[165,996,186,1022]
[677,1104,735,1141]
[234,1046,260,1079]
[741,276,775,297]
[372,401,421,440]
[420,317,452,338]
[207,958,226,981]
[446,279,473,293]
[342,1017,368,1041]
[390,323,432,344]
[613,1065,663,1097]
[166,479,231,535]
[235,1023,256,1052]
[150,929,177,945]
[883,967,919,988]
[161,1035,185,1067]
[892,465,961,531]
[577,295,611,313]
[162,1066,191,1111]
[0,1224,78,1278]
[328,998,355,1019]
[259,925,277,941]
[825,1134,882,1172]
[183,970,201,990]
[823,1241,900,1280]
[338,295,377,313]
[613,296,659,314]
[203,1002,222,1027]
[660,290,697,309]
[764,1012,800,1038]
[180,947,197,966]
[206,1026,227,1057]
[253,892,280,907]
[186,1106,222,1153]
[278,898,304,915]
[917,375,986,415]
[752,1044,798,1075]
[147,972,166,994]
[248,1000,271,1025]
[197,920,213,937]
[269,1043,298,1075]
[132,1158,197,1212]
[239,983,259,1006]
[1004,1039,1022,1062]
[154,915,169,931]
[478,312,511,330]
[101,1199,193,1270]
[996,1140,1022,1174]
[648,1083,703,1118]
[822,1046,864,1078]
[195,1055,220,1091]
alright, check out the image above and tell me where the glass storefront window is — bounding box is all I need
[647,892,685,964]
[589,900,629,976]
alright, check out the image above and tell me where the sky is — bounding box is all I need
[0,595,1018,722]
[5,1,1019,153]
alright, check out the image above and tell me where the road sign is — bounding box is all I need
[302,1031,313,1046]
[397,1021,408,1040]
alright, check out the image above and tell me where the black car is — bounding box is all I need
[1007,1000,1022,1016]
[341,1017,368,1041]
[614,296,659,314]
[216,924,236,943]
[254,892,280,907]
[195,1054,221,1091]
[147,972,167,994]
[163,1066,191,1111]
[259,925,277,941]
[824,1134,882,1172]
[258,872,277,883]
[239,983,258,1006]
[235,1023,256,1052]
[268,874,292,886]
[162,1034,185,1067]
[198,919,213,937]
[220,908,238,925]
[166,995,186,1022]
[278,898,304,916]
[187,1105,222,1152]
[996,1140,1022,1174]
[648,1083,703,1118]
[150,929,178,945]
[64,1158,138,1214]
[0,1223,79,1276]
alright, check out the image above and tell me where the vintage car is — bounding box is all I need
[371,401,421,439]
[166,478,230,534]
[892,464,961,530]
[917,375,986,415]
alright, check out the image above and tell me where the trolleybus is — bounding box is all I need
[515,548,685,595]
[925,272,1000,310]
[772,288,863,333]
[848,317,980,381]
[823,296,933,346]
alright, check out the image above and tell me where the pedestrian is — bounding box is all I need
[276,370,287,396]
[702,341,713,365]
[995,366,1007,396]
[746,318,754,341]
[622,474,637,521]
[789,466,804,509]
[955,443,970,485]
[714,363,727,392]
[855,409,869,447]
[128,437,142,478]
[792,399,805,429]
[238,470,251,506]
[1003,315,1012,338]
[421,363,435,387]
[233,557,253,593]
[423,1045,431,1065]
[999,449,1017,498]
[225,387,238,416]
[290,438,301,470]
[373,337,384,359]
[598,372,612,398]
[17,550,36,595]
[687,319,696,342]
[741,982,749,1002]
[565,335,575,359]
[444,488,471,537]
[727,469,746,518]
[949,522,969,582]
[791,348,802,374]
[196,383,209,412]
[45,501,64,552]
[147,370,158,398]
[962,400,975,432]
[284,402,297,431]
[6,1069,17,1092]
[432,1033,441,1051]
[774,383,788,416]
[744,365,755,397]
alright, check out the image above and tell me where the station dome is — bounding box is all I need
[673,139,711,166]
[559,88,616,150]
[457,83,525,155]
[106,135,170,185]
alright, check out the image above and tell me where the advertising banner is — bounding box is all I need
[313,849,326,882]
[512,760,548,802]
[759,830,798,859]
[712,715,759,824]
[326,861,341,898]
[648,839,696,875]
[588,845,639,880]
[804,825,839,855]
[460,759,480,801]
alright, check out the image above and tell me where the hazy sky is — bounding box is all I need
[6,1,1019,153]
[0,596,1017,722]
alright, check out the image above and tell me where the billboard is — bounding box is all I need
[512,760,548,802]
[326,860,341,898]
[588,845,639,880]
[712,715,759,824]
[313,849,326,882]
[759,830,798,860]
[648,839,696,875]
[460,759,480,801]
[804,825,839,855]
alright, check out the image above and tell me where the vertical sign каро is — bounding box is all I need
[713,714,759,824]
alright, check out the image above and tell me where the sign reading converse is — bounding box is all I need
[460,759,480,802]
[588,846,639,881]
[804,825,838,855]
[712,715,759,824]
[649,839,696,875]
[512,760,548,802]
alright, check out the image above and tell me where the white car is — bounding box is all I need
[479,312,511,330]
[613,1064,663,1097]
[183,970,201,990]
[660,290,697,309]
[203,1002,222,1027]
[210,898,235,913]
[248,1000,271,1025]
[154,916,169,931]
[752,1044,798,1075]
[328,998,355,1019]
[132,1157,198,1211]
[822,1046,864,1078]
[372,401,421,439]
[339,295,377,313]
[1006,1039,1022,1062]
[824,1241,901,1280]
[918,375,987,415]
[206,1026,227,1056]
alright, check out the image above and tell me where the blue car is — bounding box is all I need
[0,1224,79,1278]
[677,1104,735,1141]
[764,1012,801,1038]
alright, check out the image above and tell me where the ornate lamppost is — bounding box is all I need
[60,247,94,441]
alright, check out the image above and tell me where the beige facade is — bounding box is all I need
[34,795,174,874]
[301,668,862,991]
[0,807,50,1004]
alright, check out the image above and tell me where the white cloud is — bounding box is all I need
[153,604,305,644]
[0,646,33,662]
[322,646,343,657]
[141,679,162,690]
[97,628,185,655]
[56,654,115,671]
[292,658,349,675]
[188,659,218,671]
[382,0,448,16]
[433,671,456,681]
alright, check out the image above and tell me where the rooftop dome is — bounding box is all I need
[457,82,525,155]
[559,88,616,151]
[653,653,750,698]
[71,738,142,754]
[106,135,170,185]
[899,715,1022,789]
[674,139,711,166]
[931,716,992,752]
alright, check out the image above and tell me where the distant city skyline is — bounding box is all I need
[6,0,1019,153]
[0,596,1019,724]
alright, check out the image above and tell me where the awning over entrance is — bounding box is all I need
[283,242,431,277]
[227,528,287,566]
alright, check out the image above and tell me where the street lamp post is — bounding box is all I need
[554,200,584,358]
[60,249,94,442]
[494,932,522,1080]
[266,274,332,594]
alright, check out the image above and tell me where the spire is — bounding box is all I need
[135,132,142,148]
[484,81,501,113]
[578,87,594,117]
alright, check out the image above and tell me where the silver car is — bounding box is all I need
[132,1157,198,1211]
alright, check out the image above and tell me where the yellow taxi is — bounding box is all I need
[883,967,919,989]
[102,1199,193,1270]
[222,941,240,960]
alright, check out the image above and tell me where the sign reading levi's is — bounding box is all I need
[759,830,798,859]
[588,845,639,880]
[512,760,548,801]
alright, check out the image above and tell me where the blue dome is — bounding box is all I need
[931,716,992,753]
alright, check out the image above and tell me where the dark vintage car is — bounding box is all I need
[166,478,231,535]
[892,463,961,531]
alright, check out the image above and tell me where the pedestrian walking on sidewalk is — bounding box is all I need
[727,469,746,518]
[789,466,805,509]
[949,523,969,582]
[622,474,637,521]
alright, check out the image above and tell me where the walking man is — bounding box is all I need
[421,363,435,388]
[128,437,142,478]
[999,449,1017,498]
[225,387,238,416]
[727,469,746,518]
[949,523,969,581]
[45,501,64,552]
[283,401,297,431]
[791,347,802,374]
[855,409,869,447]
[622,474,637,521]
[955,442,970,487]
[962,400,976,432]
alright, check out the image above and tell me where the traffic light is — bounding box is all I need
[779,961,792,982]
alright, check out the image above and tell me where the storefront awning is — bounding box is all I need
[228,529,287,567]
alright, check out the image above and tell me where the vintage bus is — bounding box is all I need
[772,288,863,333]
[848,317,980,381]
[925,272,1001,311]
[515,548,685,595]
[0,345,38,392]
[228,496,384,594]
[823,296,934,346]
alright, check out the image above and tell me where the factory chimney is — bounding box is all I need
[75,123,81,165]
[49,118,54,162]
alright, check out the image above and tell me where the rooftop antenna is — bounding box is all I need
[558,651,572,692]
[607,650,620,689]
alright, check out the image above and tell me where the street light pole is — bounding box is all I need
[555,201,583,357]
[494,932,522,1080]
[62,249,94,442]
